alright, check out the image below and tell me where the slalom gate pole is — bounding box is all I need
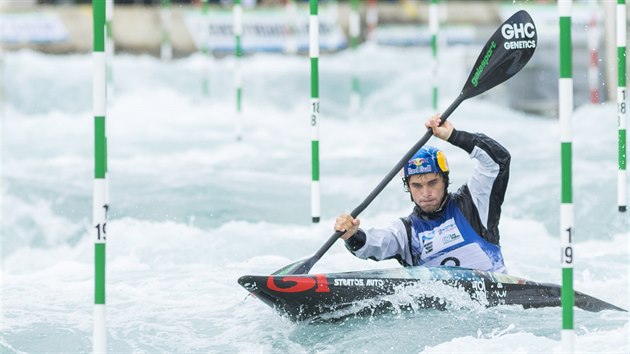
[558,1,575,352]
[106,0,114,101]
[161,0,173,61]
[349,0,360,112]
[234,0,243,140]
[201,0,210,96]
[617,0,627,212]
[430,0,439,111]
[310,0,320,223]
[587,1,600,104]
[366,0,377,42]
[92,0,108,352]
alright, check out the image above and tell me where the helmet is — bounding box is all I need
[403,146,449,179]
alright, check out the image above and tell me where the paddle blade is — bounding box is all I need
[462,10,537,99]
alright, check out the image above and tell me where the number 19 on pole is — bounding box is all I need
[561,226,573,265]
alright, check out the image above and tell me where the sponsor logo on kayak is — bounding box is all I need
[333,278,385,287]
[335,278,364,286]
[501,22,536,50]
[266,274,330,293]
[242,281,259,291]
[495,282,507,298]
[469,279,487,303]
[266,276,388,292]
[471,280,486,293]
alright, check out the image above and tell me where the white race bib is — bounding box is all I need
[419,218,464,257]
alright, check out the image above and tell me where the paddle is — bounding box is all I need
[274,10,538,276]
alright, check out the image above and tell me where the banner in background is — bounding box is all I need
[0,13,68,44]
[184,8,346,53]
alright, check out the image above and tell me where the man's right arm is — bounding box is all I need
[344,220,413,266]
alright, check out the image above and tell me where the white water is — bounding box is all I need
[2,43,629,353]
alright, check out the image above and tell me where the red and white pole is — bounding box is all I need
[587,4,600,104]
[366,0,378,42]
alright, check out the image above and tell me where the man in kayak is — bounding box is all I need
[334,114,510,273]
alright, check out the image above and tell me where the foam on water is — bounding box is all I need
[2,43,629,353]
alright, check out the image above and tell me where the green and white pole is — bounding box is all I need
[559,1,574,352]
[616,0,627,212]
[310,0,320,223]
[430,0,439,111]
[234,0,243,140]
[349,0,360,112]
[202,0,210,96]
[161,0,172,61]
[105,0,114,100]
[92,0,108,352]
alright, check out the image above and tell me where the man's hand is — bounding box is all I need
[334,214,360,240]
[425,113,453,141]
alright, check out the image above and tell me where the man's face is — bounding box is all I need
[407,173,446,213]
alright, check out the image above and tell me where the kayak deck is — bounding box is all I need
[238,266,626,322]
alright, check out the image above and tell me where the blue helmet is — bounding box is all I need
[403,146,449,179]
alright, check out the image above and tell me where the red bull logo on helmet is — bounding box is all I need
[405,151,449,177]
[406,157,435,174]
[404,147,449,178]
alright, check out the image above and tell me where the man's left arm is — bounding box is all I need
[448,129,511,242]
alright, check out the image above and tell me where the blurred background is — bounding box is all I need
[0,0,624,116]
[2,1,628,352]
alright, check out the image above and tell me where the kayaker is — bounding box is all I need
[334,113,510,273]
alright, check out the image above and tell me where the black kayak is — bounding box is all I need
[238,266,626,322]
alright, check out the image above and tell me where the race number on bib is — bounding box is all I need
[424,243,493,271]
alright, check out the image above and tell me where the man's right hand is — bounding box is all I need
[334,214,360,240]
